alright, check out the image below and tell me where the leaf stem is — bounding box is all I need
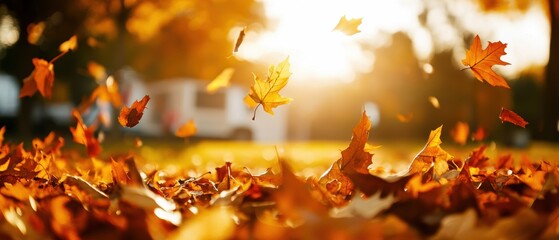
[252,104,261,120]
[49,50,69,64]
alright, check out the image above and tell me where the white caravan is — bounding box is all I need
[125,78,288,142]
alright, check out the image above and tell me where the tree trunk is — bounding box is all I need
[543,0,559,141]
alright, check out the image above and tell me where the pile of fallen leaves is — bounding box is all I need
[1,110,558,239]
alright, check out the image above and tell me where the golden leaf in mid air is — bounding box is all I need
[206,68,234,94]
[244,57,293,120]
[333,16,362,36]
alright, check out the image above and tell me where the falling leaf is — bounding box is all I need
[244,57,293,120]
[428,96,440,109]
[471,127,487,141]
[134,137,143,147]
[333,16,362,36]
[27,22,45,45]
[499,107,528,128]
[206,68,234,94]
[87,61,107,82]
[408,125,453,175]
[451,121,470,145]
[19,58,54,99]
[119,95,150,128]
[59,35,78,52]
[175,119,197,138]
[70,110,101,157]
[462,35,510,88]
[396,113,414,123]
[233,27,246,53]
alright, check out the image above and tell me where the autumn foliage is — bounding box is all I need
[2,10,549,238]
[1,109,558,239]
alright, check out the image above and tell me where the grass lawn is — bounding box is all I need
[102,137,559,177]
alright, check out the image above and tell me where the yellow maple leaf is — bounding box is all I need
[206,68,234,94]
[408,125,453,176]
[333,16,362,36]
[244,57,293,120]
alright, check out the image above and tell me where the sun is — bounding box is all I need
[236,0,380,85]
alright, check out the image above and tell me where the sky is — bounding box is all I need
[235,0,550,85]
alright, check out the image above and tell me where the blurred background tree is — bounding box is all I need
[0,0,264,137]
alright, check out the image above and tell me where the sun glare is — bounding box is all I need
[237,0,549,85]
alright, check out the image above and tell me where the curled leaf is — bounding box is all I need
[233,27,246,53]
[119,95,150,128]
[499,107,528,128]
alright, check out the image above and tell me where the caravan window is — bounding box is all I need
[196,91,225,109]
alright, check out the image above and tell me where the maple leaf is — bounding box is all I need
[119,95,150,128]
[175,119,197,138]
[59,35,77,52]
[206,68,234,94]
[499,107,528,128]
[339,110,373,174]
[70,110,101,157]
[19,58,54,98]
[462,35,510,88]
[333,16,362,36]
[408,125,453,176]
[244,57,293,120]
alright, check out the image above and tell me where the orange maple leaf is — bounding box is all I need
[244,57,292,120]
[175,119,197,138]
[333,16,362,36]
[462,35,510,88]
[340,110,373,174]
[20,58,54,98]
[499,107,528,128]
[70,110,101,157]
[119,95,150,128]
